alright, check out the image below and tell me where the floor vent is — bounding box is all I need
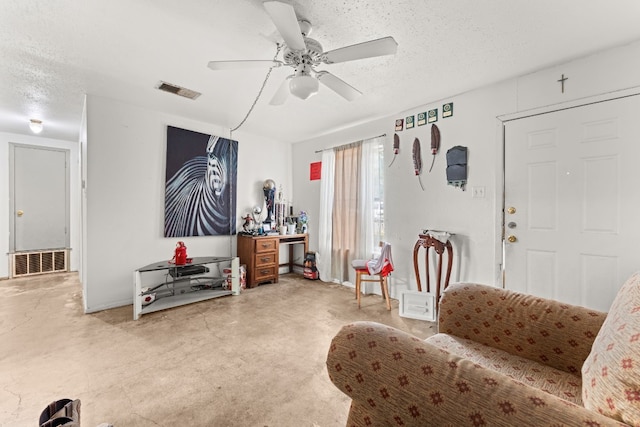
[12,250,68,278]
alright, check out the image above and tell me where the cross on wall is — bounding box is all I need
[557,74,568,93]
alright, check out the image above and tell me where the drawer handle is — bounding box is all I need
[260,269,271,274]
[261,257,270,262]
[261,243,270,248]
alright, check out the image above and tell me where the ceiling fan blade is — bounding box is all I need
[322,36,398,64]
[207,60,282,70]
[269,77,291,105]
[263,1,306,51]
[316,71,362,101]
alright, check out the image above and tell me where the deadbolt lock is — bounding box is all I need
[507,207,516,214]
[16,210,24,217]
[507,235,517,243]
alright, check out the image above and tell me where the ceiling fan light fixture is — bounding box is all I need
[29,119,43,134]
[209,2,398,105]
[289,74,319,100]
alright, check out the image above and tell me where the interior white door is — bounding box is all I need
[504,95,640,312]
[11,145,69,252]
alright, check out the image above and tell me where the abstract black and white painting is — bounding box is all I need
[164,126,237,237]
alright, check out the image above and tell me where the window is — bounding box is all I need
[317,135,385,283]
[372,142,385,253]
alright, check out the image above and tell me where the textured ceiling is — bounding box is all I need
[1,0,640,143]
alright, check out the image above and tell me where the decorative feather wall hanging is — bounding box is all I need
[412,137,424,190]
[429,124,441,172]
[388,133,400,167]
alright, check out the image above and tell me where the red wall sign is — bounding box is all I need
[310,161,322,180]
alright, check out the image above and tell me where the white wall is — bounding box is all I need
[83,95,291,312]
[9,39,640,310]
[0,132,81,279]
[291,39,640,297]
[291,82,514,295]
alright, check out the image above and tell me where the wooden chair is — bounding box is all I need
[351,242,394,310]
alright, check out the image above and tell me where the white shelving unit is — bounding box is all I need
[133,256,239,320]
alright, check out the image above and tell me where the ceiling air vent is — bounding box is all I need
[156,81,201,100]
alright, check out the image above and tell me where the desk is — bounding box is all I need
[237,233,308,287]
[278,234,309,272]
[413,231,453,305]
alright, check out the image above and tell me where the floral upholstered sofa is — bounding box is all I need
[327,273,640,426]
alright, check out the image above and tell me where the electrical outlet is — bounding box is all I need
[472,186,485,199]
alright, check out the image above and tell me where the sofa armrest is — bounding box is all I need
[438,283,607,374]
[327,322,625,427]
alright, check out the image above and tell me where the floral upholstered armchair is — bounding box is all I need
[327,273,640,426]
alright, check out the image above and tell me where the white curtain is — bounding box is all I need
[356,136,384,261]
[316,135,385,284]
[316,149,335,282]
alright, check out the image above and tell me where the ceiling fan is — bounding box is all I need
[207,1,398,105]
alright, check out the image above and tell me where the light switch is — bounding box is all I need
[472,186,485,198]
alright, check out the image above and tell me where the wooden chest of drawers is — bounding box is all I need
[237,235,279,287]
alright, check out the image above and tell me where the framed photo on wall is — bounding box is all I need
[399,290,436,321]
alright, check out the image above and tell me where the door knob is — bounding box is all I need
[507,207,516,214]
[16,210,24,217]
[507,235,517,243]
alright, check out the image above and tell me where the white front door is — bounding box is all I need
[10,144,69,252]
[503,95,640,312]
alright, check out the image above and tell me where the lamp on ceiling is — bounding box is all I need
[289,71,319,100]
[29,119,43,134]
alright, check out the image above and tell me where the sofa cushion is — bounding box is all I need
[582,272,640,424]
[427,333,583,405]
[438,282,607,375]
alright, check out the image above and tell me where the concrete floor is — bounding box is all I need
[0,272,435,427]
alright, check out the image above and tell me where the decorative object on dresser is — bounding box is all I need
[237,234,308,287]
[298,210,308,234]
[241,213,254,233]
[251,206,263,234]
[263,179,276,225]
[274,184,287,231]
[241,180,297,236]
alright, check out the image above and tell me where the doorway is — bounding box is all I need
[9,144,70,277]
[502,94,640,312]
